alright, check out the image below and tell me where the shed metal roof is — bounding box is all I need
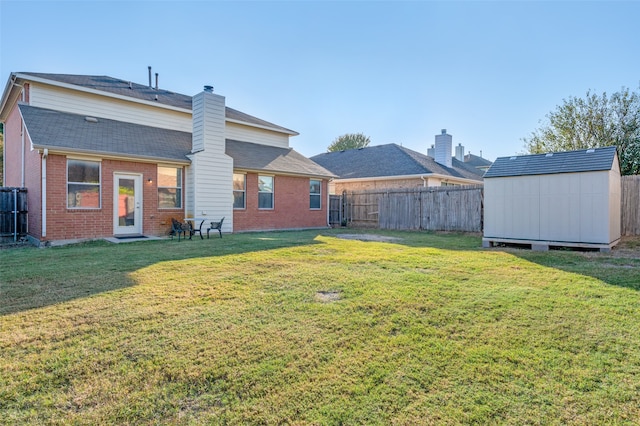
[483,146,618,178]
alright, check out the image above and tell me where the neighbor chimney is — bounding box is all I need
[455,143,465,162]
[434,129,452,168]
[427,144,435,158]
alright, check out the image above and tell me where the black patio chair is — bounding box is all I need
[169,218,187,241]
[206,217,225,239]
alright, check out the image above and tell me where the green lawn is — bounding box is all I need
[1,230,640,425]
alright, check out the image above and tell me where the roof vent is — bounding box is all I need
[85,116,98,123]
[509,156,517,160]
[545,153,553,157]
[204,85,214,93]
[586,148,595,153]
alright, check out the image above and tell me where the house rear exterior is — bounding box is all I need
[0,72,334,244]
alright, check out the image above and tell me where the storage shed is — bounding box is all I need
[483,146,621,252]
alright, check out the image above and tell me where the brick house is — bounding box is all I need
[311,130,487,194]
[0,72,334,244]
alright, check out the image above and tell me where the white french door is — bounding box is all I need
[113,173,143,235]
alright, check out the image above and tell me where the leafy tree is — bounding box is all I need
[328,133,371,152]
[523,87,640,175]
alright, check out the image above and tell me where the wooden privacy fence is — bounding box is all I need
[0,187,28,242]
[339,185,484,232]
[622,175,640,236]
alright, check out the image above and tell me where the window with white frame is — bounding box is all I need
[258,175,274,209]
[67,159,101,208]
[233,173,246,209]
[310,179,321,209]
[158,166,182,208]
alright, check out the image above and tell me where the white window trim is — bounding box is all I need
[233,173,246,210]
[310,179,322,210]
[157,166,183,209]
[67,158,102,210]
[258,174,274,210]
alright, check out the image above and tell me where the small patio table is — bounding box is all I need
[184,217,207,240]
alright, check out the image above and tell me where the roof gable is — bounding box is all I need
[310,144,482,181]
[484,146,618,178]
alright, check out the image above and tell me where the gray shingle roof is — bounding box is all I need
[483,146,618,178]
[19,72,298,135]
[226,140,335,178]
[310,144,483,182]
[20,104,192,162]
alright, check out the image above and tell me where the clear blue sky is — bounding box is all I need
[1,1,639,161]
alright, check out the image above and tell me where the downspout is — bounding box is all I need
[21,119,25,187]
[42,149,48,237]
[14,80,26,187]
[421,175,428,187]
[326,178,333,227]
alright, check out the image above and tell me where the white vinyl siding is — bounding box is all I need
[29,84,192,132]
[225,122,290,148]
[187,91,234,232]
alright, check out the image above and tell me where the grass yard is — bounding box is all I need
[1,230,640,425]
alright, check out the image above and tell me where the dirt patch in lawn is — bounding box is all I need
[335,234,403,243]
[315,291,341,303]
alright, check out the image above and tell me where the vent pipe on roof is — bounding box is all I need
[155,73,158,90]
[148,66,152,88]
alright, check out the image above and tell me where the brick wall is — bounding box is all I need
[334,177,427,193]
[43,155,184,241]
[233,173,328,231]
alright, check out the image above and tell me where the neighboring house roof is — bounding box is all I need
[310,144,483,182]
[19,104,192,163]
[226,140,335,178]
[464,153,492,168]
[484,146,618,178]
[10,72,298,136]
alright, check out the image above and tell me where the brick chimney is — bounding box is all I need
[435,129,452,168]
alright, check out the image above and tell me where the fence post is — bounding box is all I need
[13,188,18,242]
